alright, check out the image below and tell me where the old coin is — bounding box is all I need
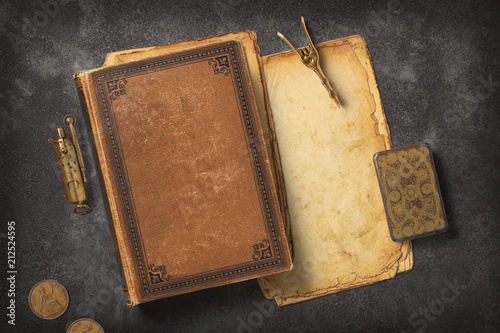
[29,279,69,320]
[67,318,105,333]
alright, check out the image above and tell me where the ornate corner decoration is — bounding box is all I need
[148,264,171,284]
[252,239,273,261]
[107,79,128,101]
[208,56,230,76]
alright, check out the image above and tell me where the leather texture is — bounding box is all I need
[74,33,292,305]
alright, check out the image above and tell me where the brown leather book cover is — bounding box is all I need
[74,33,292,306]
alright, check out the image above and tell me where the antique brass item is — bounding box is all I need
[67,318,105,333]
[49,115,90,215]
[277,16,341,108]
[374,143,448,241]
[29,279,69,320]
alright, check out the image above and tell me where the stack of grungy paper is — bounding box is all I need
[257,35,413,306]
[101,31,413,306]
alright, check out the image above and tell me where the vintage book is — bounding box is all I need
[256,35,413,306]
[75,31,414,306]
[73,31,292,306]
[100,32,291,244]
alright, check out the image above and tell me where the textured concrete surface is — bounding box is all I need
[1,0,499,332]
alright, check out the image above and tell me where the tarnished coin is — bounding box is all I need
[67,318,105,333]
[29,279,69,320]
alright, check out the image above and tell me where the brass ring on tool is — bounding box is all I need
[74,204,91,215]
[64,114,76,125]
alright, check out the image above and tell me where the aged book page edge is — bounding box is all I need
[265,241,413,305]
[349,36,413,275]
[257,35,413,306]
[101,31,293,254]
[350,36,413,273]
[250,34,293,255]
[74,71,140,306]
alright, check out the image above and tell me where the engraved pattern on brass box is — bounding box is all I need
[373,143,448,241]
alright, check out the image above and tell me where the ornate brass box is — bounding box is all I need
[374,143,448,241]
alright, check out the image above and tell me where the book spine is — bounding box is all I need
[73,71,135,306]
[252,37,293,256]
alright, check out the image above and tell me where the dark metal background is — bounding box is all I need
[1,0,499,332]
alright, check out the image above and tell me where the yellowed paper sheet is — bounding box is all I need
[257,35,413,306]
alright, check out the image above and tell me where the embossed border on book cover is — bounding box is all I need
[90,41,288,299]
